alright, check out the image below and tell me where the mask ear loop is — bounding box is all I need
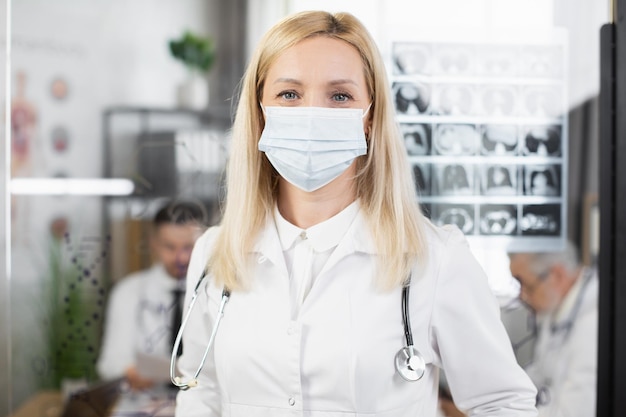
[258,103,268,129]
[363,102,373,139]
[258,102,279,188]
[362,102,373,118]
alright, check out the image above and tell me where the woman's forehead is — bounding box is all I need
[266,37,364,82]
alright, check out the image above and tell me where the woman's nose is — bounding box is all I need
[304,93,326,108]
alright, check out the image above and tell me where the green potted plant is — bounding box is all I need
[169,30,216,109]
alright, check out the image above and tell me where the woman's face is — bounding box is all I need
[261,36,371,116]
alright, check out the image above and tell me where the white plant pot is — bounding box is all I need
[177,72,209,110]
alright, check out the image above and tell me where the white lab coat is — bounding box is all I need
[176,211,537,416]
[97,264,180,380]
[525,269,598,417]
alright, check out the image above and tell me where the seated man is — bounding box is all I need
[97,200,207,390]
[439,242,598,417]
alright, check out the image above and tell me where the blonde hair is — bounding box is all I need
[209,10,427,291]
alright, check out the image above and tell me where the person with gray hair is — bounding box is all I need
[508,242,598,417]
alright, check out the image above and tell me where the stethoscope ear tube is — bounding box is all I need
[170,271,231,390]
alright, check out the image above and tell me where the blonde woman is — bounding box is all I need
[175,10,537,417]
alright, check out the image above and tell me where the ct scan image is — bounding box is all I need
[432,43,474,75]
[401,123,431,156]
[392,42,431,75]
[519,44,564,78]
[432,204,475,235]
[481,165,518,196]
[474,44,518,77]
[524,164,561,197]
[434,124,481,156]
[520,85,563,118]
[435,163,475,196]
[481,124,519,155]
[479,204,518,235]
[520,204,561,236]
[392,81,431,115]
[434,84,475,116]
[522,125,562,157]
[478,84,517,117]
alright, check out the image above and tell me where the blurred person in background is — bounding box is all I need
[509,243,597,417]
[440,242,597,417]
[97,200,206,390]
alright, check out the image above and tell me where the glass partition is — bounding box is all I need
[2,1,239,415]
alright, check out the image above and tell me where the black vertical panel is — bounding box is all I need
[598,22,616,417]
[615,0,626,410]
[598,1,626,413]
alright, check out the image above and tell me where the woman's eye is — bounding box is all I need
[332,92,352,102]
[279,91,299,100]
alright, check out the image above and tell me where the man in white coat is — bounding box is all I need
[508,242,598,417]
[97,200,206,390]
[439,242,597,417]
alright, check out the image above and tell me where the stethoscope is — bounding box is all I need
[395,278,426,381]
[169,271,230,390]
[170,272,426,390]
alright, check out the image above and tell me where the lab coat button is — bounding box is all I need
[257,255,267,264]
[288,397,296,406]
[287,324,296,335]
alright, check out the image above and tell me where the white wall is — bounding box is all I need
[554,0,609,108]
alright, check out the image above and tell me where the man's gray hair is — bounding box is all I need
[509,241,580,279]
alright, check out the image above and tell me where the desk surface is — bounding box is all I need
[109,388,176,416]
[8,391,64,417]
[8,387,175,417]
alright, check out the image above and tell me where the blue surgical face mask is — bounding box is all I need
[258,105,370,192]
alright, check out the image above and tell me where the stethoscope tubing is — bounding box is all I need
[170,272,230,390]
[395,277,426,382]
[402,283,414,347]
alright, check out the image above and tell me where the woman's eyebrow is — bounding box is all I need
[272,77,303,85]
[328,79,358,86]
[271,78,359,86]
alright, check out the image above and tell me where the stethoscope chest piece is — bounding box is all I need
[394,345,425,381]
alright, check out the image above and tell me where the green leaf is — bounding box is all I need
[169,30,216,73]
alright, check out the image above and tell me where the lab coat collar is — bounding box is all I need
[152,263,184,291]
[273,200,360,253]
[251,202,377,272]
[251,215,289,276]
[316,207,376,277]
[551,267,594,328]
